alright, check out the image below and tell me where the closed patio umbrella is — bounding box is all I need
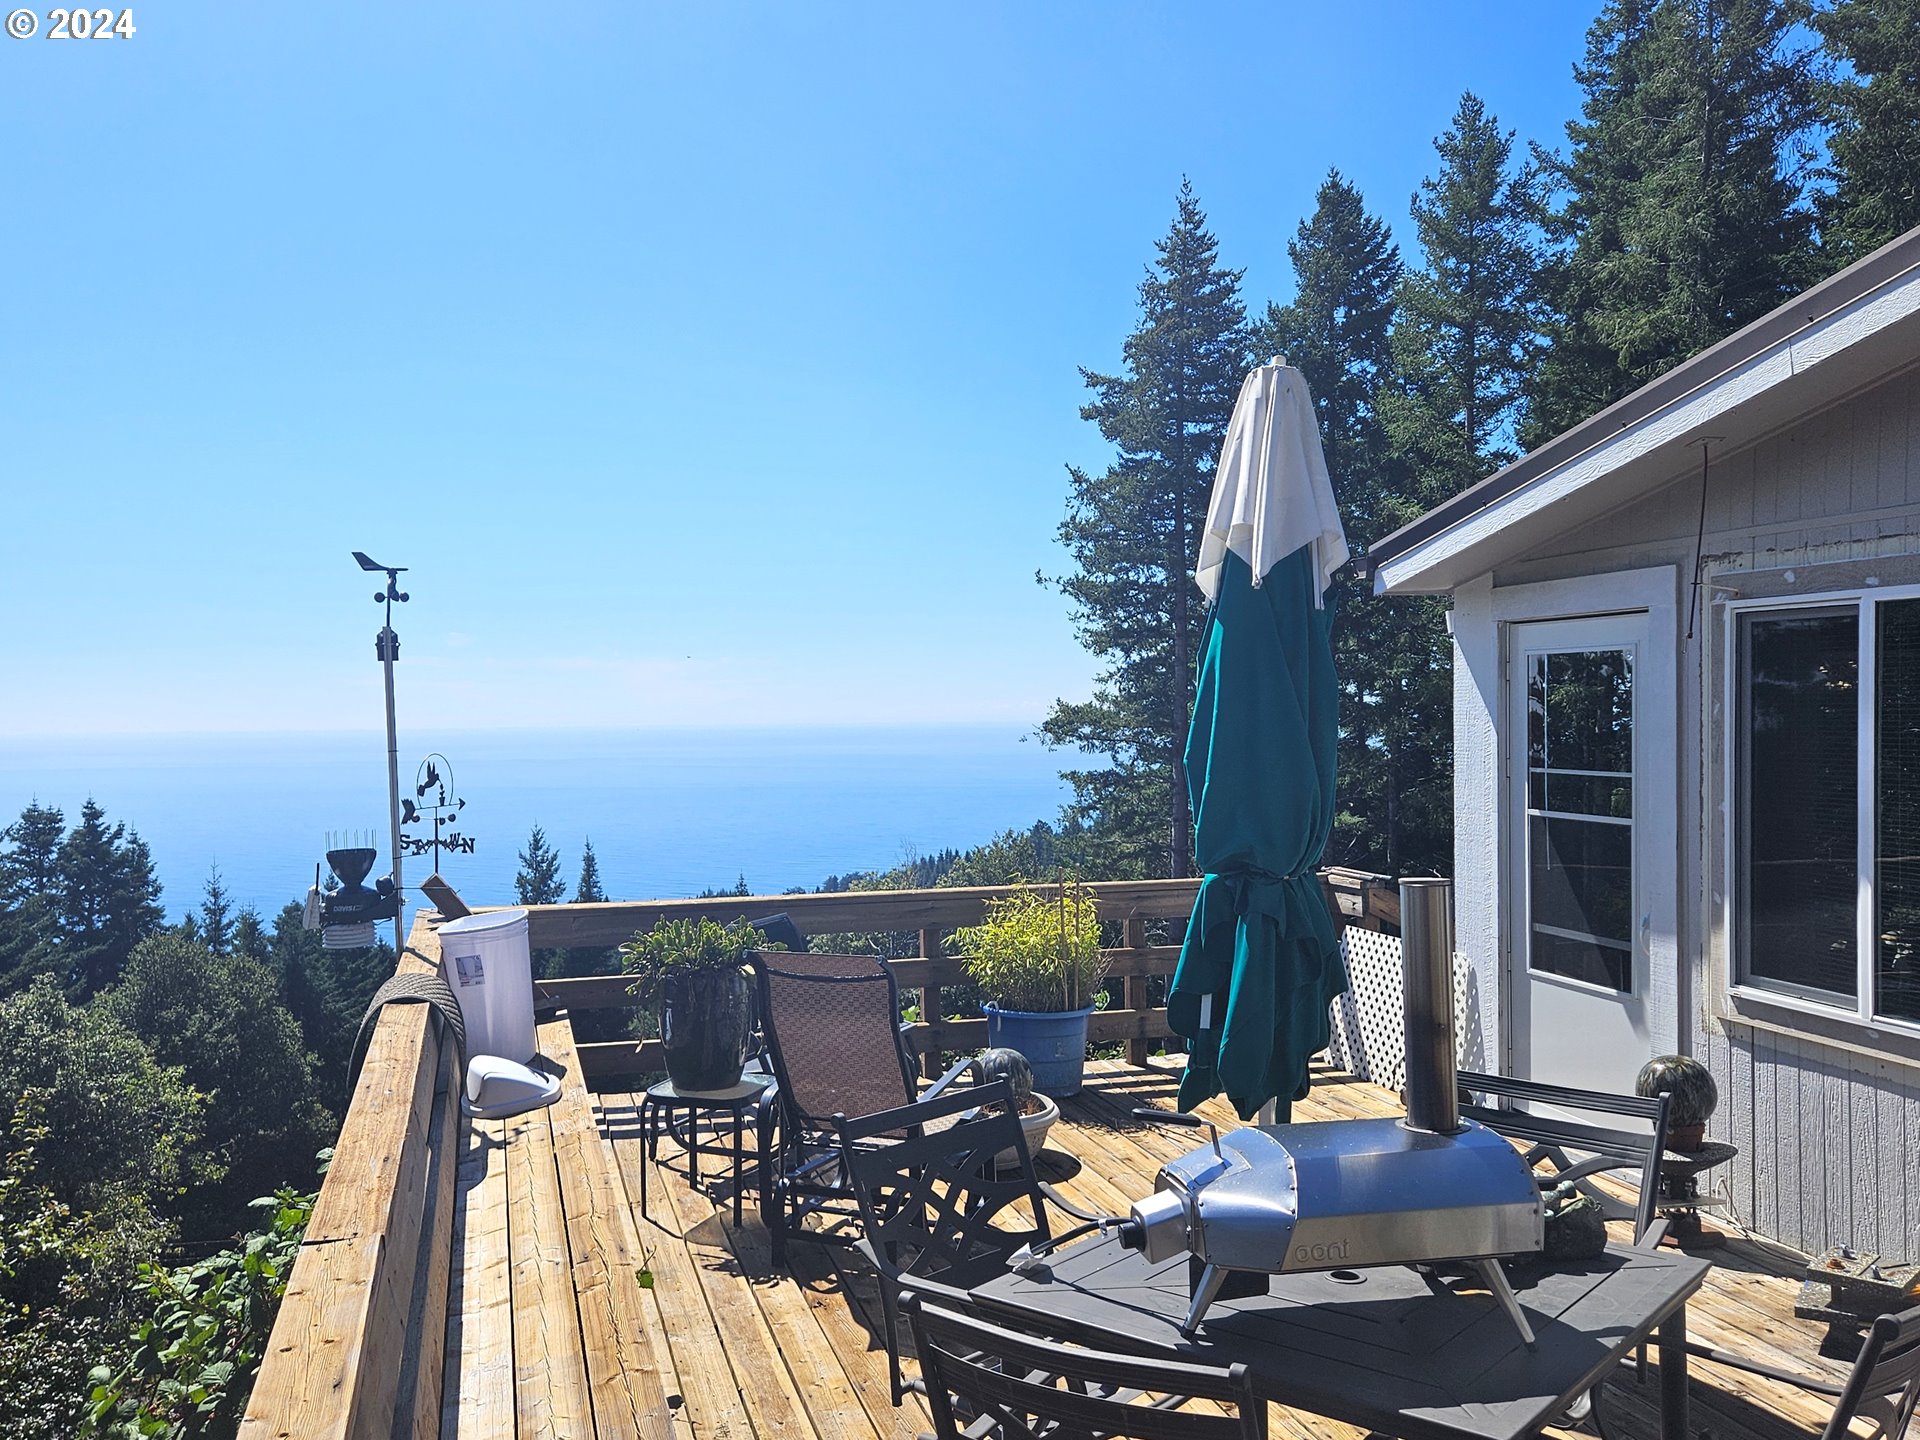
[1169,361,1349,1122]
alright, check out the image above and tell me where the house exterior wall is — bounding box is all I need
[1451,363,1920,1256]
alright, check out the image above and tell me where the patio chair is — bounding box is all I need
[834,1079,1110,1404]
[1674,1303,1920,1440]
[1456,1070,1672,1244]
[751,949,983,1266]
[905,1291,1268,1440]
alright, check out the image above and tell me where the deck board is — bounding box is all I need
[440,1048,1867,1440]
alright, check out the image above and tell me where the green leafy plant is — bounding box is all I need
[951,882,1103,1014]
[618,918,776,1005]
[85,1180,316,1439]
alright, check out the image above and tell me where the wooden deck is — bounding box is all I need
[438,1024,1855,1440]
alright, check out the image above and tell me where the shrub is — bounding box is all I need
[951,882,1103,1014]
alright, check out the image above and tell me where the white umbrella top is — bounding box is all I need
[1194,361,1349,606]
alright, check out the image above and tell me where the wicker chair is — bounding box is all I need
[751,950,980,1266]
[906,1292,1267,1440]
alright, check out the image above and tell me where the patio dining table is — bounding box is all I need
[974,1236,1710,1440]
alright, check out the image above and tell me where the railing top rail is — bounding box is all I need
[513,876,1207,948]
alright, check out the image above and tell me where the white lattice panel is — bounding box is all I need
[1324,929,1483,1093]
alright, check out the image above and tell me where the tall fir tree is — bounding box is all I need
[53,800,164,999]
[516,824,567,978]
[1254,175,1442,872]
[1044,181,1249,878]
[199,864,233,957]
[1527,0,1818,444]
[1813,0,1920,261]
[558,838,615,990]
[0,801,65,990]
[575,838,606,905]
[1387,92,1546,483]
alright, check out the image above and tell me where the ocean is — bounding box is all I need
[0,727,1071,924]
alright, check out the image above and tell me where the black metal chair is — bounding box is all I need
[750,949,981,1266]
[1456,1069,1672,1244]
[834,1079,1108,1404]
[1679,1303,1920,1440]
[905,1291,1267,1440]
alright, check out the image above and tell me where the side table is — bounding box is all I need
[639,1071,773,1227]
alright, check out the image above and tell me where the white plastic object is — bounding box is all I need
[463,1054,560,1119]
[439,907,536,1063]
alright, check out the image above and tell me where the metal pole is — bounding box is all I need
[1400,877,1461,1134]
[381,591,404,956]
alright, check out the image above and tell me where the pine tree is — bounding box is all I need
[1044,181,1249,878]
[0,801,65,990]
[53,800,164,999]
[1814,0,1920,261]
[1254,171,1402,500]
[1528,0,1818,443]
[1387,93,1546,483]
[231,907,267,960]
[199,865,233,957]
[574,838,607,905]
[514,825,566,906]
[516,825,566,979]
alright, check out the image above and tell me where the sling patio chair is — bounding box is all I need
[905,1291,1268,1440]
[833,1079,1110,1405]
[750,949,984,1267]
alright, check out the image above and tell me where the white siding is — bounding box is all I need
[1460,365,1920,1256]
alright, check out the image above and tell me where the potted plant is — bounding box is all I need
[952,882,1102,1097]
[976,1046,1059,1162]
[620,917,773,1095]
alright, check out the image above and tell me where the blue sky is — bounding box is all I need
[1,3,1590,739]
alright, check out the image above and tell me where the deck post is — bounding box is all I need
[919,927,943,1079]
[1122,916,1152,1066]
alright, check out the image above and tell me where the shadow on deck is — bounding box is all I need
[437,1033,1851,1440]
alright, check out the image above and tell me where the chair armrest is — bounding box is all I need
[922,1054,982,1101]
[1633,1214,1671,1250]
[1678,1341,1849,1398]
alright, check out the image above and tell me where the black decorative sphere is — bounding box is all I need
[1635,1054,1719,1129]
[977,1047,1035,1107]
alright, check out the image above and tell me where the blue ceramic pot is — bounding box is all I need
[981,1003,1095,1097]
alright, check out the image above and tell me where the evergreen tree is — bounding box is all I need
[232,906,267,960]
[1044,181,1249,878]
[0,802,64,991]
[52,800,164,999]
[1814,0,1920,260]
[516,825,566,978]
[1528,0,1818,443]
[514,825,566,906]
[575,838,607,905]
[1387,93,1546,482]
[1254,171,1401,497]
[200,864,233,957]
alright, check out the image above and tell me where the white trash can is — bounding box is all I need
[439,908,537,1063]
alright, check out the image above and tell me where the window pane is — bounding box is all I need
[1740,610,1858,999]
[1545,773,1634,819]
[1878,598,1920,1022]
[1543,651,1633,775]
[1529,814,1633,990]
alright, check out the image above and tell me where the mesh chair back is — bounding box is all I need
[1826,1304,1920,1440]
[754,951,918,1128]
[1458,1069,1670,1241]
[906,1293,1266,1440]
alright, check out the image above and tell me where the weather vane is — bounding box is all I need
[401,752,475,873]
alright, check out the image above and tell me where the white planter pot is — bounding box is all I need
[999,1091,1060,1166]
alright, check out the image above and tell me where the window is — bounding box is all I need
[1733,592,1920,1025]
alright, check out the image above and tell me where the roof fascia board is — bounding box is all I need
[1374,258,1920,596]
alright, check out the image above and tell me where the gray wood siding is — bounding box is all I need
[1479,364,1920,1258]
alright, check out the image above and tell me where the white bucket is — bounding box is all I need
[439,908,536,1064]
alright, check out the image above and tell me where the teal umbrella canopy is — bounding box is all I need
[1170,363,1348,1122]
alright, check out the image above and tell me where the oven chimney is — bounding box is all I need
[1400,878,1463,1135]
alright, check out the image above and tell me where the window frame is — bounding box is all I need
[1723,582,1920,1034]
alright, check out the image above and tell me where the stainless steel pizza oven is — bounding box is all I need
[1120,881,1544,1341]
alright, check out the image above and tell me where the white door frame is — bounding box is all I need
[1491,567,1680,1079]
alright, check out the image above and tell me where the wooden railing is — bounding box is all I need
[243,869,1397,1438]
[530,868,1400,1082]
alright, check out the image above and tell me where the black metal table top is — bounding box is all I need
[974,1237,1709,1440]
